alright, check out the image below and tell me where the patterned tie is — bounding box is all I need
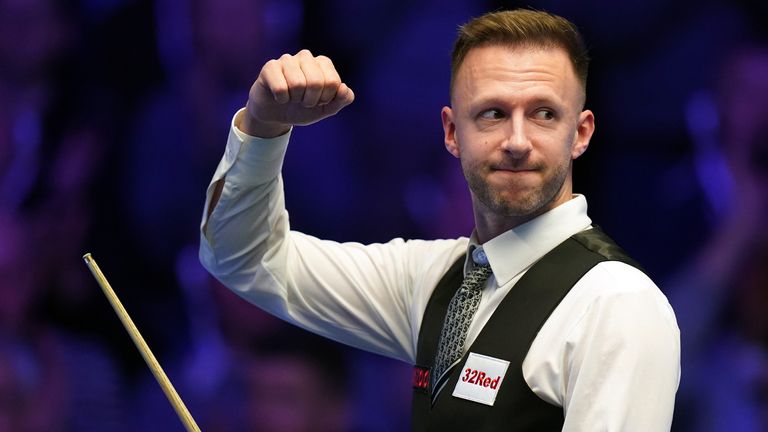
[431,256,492,396]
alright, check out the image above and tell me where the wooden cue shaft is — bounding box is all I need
[82,253,201,432]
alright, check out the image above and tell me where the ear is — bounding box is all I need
[441,106,460,158]
[571,109,595,159]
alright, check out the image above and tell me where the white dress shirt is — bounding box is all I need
[199,111,681,431]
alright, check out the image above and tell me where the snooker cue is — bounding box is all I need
[82,253,201,432]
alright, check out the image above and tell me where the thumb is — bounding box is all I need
[321,83,355,117]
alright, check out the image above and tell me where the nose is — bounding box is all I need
[500,115,532,159]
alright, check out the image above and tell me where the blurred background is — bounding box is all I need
[1,0,767,430]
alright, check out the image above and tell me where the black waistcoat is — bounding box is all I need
[411,227,641,431]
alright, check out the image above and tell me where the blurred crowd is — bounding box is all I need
[0,0,766,430]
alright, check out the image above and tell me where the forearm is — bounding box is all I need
[199,112,291,283]
[199,122,335,338]
[204,109,288,222]
[201,173,436,361]
[199,112,462,362]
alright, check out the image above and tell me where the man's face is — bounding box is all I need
[442,44,594,230]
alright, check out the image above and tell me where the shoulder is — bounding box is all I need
[577,260,662,295]
[322,236,468,268]
[526,260,679,368]
[385,237,469,291]
[556,261,679,335]
[308,235,468,294]
[402,237,469,266]
[525,261,680,406]
[574,261,675,317]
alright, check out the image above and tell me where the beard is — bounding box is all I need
[463,157,570,218]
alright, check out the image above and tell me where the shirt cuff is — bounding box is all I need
[213,108,293,185]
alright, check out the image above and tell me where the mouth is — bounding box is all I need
[487,167,539,186]
[491,165,538,173]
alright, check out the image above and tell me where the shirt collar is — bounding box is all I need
[465,194,592,287]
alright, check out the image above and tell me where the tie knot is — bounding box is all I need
[471,247,489,266]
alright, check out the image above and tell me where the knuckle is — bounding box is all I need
[325,76,341,87]
[324,67,341,82]
[271,84,289,97]
[262,59,278,72]
[305,79,323,92]
[284,73,306,87]
[271,81,289,94]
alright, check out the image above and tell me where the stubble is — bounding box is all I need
[463,157,570,219]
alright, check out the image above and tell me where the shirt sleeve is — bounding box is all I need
[524,261,681,431]
[199,110,466,363]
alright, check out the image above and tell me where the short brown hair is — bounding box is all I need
[451,9,589,98]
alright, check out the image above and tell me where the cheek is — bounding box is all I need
[535,140,574,169]
[457,141,489,167]
[553,129,577,155]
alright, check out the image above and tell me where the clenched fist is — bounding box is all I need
[239,49,355,138]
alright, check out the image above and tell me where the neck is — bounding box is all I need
[472,189,574,244]
[473,208,540,245]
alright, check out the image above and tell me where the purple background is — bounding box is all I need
[1,0,767,430]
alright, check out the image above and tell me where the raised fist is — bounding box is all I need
[241,49,355,137]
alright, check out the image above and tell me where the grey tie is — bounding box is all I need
[431,258,492,396]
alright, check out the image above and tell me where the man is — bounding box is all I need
[200,9,680,430]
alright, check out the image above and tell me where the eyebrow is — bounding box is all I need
[469,94,566,111]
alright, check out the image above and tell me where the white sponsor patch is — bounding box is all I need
[452,352,509,406]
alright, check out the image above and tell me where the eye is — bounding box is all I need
[533,109,555,121]
[478,108,505,120]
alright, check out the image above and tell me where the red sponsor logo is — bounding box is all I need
[461,367,500,389]
[413,366,430,390]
